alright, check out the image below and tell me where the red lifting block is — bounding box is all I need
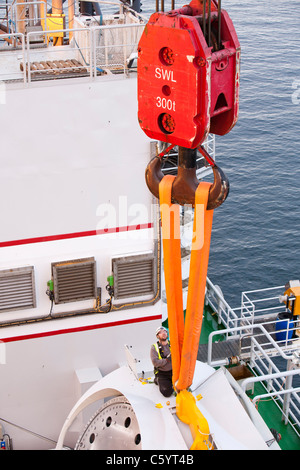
[137,7,240,149]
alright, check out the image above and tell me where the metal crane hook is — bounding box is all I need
[145,145,229,210]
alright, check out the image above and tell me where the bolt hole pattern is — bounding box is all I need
[159,47,174,66]
[158,113,176,134]
[124,417,131,428]
[106,417,112,427]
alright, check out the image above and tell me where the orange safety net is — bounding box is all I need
[159,176,214,391]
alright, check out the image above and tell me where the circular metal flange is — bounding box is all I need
[75,396,142,450]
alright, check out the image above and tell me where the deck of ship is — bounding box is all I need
[198,315,285,363]
[199,298,300,450]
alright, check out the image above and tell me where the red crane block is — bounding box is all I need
[137,9,240,149]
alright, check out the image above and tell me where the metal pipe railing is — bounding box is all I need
[20,22,144,84]
[0,32,26,82]
[26,26,93,82]
[242,369,300,427]
[207,323,296,367]
[206,277,240,333]
[0,8,146,84]
[12,1,47,34]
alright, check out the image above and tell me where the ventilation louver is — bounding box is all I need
[112,253,156,300]
[52,257,97,304]
[0,266,36,312]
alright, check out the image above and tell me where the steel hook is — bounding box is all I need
[145,145,229,209]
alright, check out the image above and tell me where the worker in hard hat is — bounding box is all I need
[150,326,173,397]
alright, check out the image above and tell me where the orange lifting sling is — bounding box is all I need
[159,176,214,450]
[137,0,239,448]
[159,176,213,391]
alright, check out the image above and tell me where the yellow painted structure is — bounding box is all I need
[284,285,300,317]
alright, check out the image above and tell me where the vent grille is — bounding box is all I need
[113,254,156,300]
[52,257,97,304]
[0,266,36,312]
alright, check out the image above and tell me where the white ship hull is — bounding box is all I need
[0,73,163,449]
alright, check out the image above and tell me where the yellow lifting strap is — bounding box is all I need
[159,175,214,450]
[176,390,211,450]
[177,180,214,390]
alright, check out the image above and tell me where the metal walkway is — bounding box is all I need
[197,318,286,364]
[198,338,240,363]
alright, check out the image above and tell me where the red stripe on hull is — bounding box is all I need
[1,314,162,343]
[0,223,153,248]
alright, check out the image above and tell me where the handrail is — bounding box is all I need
[240,285,286,323]
[246,335,300,424]
[207,322,300,429]
[207,279,298,332]
[12,1,47,31]
[0,14,145,84]
[91,22,144,78]
[95,0,148,22]
[16,22,145,84]
[0,32,26,83]
[241,369,300,393]
[252,388,300,422]
[243,368,300,429]
[26,26,94,83]
[206,277,240,333]
[242,285,284,295]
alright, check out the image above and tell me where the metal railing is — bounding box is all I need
[207,323,300,435]
[206,278,300,338]
[206,323,297,367]
[12,1,47,34]
[206,277,241,334]
[246,339,300,428]
[0,21,145,84]
[91,23,144,77]
[0,31,26,82]
[206,302,299,367]
[205,278,300,431]
[241,285,286,326]
[26,26,93,82]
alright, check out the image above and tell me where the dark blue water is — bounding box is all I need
[145,0,300,307]
[208,0,300,307]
